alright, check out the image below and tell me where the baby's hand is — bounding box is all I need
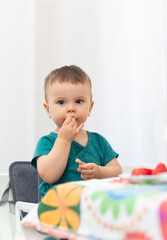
[58,116,84,142]
[77,162,100,180]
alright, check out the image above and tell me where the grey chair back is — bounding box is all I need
[9,161,42,204]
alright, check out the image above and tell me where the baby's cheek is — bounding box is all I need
[80,112,89,122]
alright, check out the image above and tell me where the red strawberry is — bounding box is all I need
[152,163,167,175]
[132,168,153,176]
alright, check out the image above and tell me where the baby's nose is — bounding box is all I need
[67,104,76,113]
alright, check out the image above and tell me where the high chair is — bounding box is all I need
[9,161,41,240]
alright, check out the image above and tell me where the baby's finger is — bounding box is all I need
[64,116,72,125]
[79,169,92,175]
[69,117,76,127]
[81,173,91,180]
[79,164,92,170]
[76,123,84,133]
[80,174,85,180]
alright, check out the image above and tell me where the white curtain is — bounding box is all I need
[0,0,167,172]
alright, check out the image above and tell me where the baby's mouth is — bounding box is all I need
[65,115,77,121]
[71,117,78,122]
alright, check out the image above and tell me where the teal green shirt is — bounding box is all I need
[32,131,118,198]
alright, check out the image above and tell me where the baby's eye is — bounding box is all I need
[57,100,65,105]
[76,99,84,104]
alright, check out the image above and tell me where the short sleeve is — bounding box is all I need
[31,135,54,169]
[101,135,119,166]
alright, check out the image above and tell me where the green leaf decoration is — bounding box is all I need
[101,198,110,214]
[125,196,136,215]
[91,191,104,201]
[111,201,120,220]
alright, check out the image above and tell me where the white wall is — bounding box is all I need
[35,0,167,165]
[0,0,167,172]
[98,0,167,164]
[0,0,36,172]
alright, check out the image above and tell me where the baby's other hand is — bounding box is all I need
[77,162,100,180]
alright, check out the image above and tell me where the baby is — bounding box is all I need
[32,65,122,198]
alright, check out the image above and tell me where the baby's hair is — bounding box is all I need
[44,65,92,102]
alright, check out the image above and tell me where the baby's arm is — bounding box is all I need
[77,158,122,180]
[37,116,84,183]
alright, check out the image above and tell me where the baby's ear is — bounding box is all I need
[88,100,94,116]
[43,102,51,118]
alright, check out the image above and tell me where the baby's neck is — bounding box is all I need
[74,130,88,147]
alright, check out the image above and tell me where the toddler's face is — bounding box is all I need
[44,81,94,130]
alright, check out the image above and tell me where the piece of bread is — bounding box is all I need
[75,158,86,165]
